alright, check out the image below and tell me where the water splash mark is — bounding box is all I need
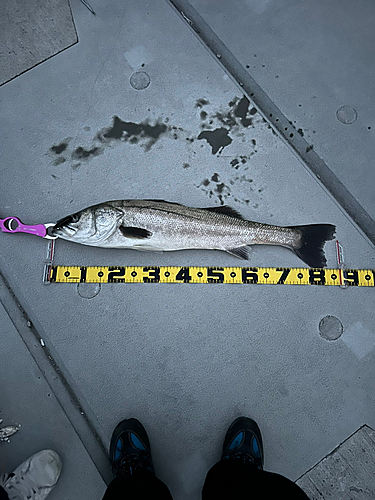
[50,141,69,155]
[196,95,262,156]
[49,138,71,165]
[233,96,255,127]
[53,157,66,166]
[97,116,169,152]
[195,98,210,108]
[196,177,232,205]
[72,146,103,160]
[197,128,232,154]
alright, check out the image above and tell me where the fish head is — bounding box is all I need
[53,204,123,244]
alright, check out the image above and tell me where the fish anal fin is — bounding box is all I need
[119,226,152,239]
[226,246,249,260]
[204,206,244,220]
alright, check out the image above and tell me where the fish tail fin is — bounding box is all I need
[292,224,336,267]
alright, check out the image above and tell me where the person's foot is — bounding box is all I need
[109,418,155,479]
[221,416,264,469]
[0,449,62,500]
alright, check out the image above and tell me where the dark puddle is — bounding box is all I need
[97,116,168,152]
[197,128,232,154]
[233,96,254,127]
[72,146,103,160]
[51,141,68,155]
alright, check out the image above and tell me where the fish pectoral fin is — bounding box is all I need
[119,226,152,239]
[225,246,250,260]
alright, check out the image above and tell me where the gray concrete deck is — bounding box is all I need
[0,1,374,499]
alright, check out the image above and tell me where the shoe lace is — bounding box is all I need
[112,452,153,478]
[1,471,49,498]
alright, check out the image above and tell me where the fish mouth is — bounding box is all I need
[52,215,78,237]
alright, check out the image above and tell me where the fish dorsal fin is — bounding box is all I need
[119,226,152,239]
[143,199,183,206]
[204,205,244,220]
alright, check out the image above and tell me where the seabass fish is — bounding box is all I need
[53,199,336,267]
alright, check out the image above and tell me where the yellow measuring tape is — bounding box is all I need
[48,266,374,286]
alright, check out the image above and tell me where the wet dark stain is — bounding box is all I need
[53,157,66,166]
[233,96,252,127]
[183,163,190,169]
[211,173,220,182]
[200,111,207,120]
[216,183,225,194]
[235,175,253,183]
[214,112,237,128]
[298,128,304,137]
[230,158,239,168]
[195,98,209,108]
[51,142,68,155]
[197,128,233,155]
[202,179,210,186]
[72,146,102,160]
[98,116,168,152]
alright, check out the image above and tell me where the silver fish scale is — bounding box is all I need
[109,200,300,250]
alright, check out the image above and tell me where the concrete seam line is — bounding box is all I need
[0,269,112,485]
[165,0,375,245]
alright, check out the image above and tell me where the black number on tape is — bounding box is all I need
[50,266,58,283]
[343,270,359,286]
[176,267,191,283]
[309,269,326,285]
[108,267,126,283]
[143,267,160,283]
[207,268,225,283]
[242,268,258,284]
[80,267,87,283]
[276,268,290,284]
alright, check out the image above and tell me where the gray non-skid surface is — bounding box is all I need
[0,0,77,86]
[297,425,375,499]
[0,301,106,499]
[0,1,374,499]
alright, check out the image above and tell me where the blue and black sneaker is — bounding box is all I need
[221,416,264,470]
[109,418,155,479]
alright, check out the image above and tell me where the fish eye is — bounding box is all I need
[71,213,80,223]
